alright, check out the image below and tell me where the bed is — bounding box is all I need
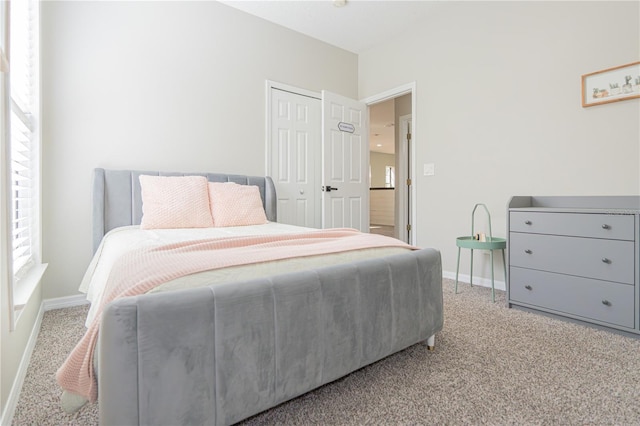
[59,168,443,425]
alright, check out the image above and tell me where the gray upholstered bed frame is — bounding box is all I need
[93,168,443,425]
[92,168,277,253]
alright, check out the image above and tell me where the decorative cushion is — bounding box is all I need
[139,175,214,229]
[208,182,268,227]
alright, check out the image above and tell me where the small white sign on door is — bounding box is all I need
[337,122,355,133]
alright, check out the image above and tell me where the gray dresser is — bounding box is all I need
[507,196,640,335]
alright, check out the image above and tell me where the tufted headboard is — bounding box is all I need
[92,168,277,253]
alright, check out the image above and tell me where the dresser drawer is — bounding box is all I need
[509,232,635,284]
[510,267,635,328]
[510,211,635,240]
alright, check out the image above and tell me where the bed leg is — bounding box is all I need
[427,335,435,351]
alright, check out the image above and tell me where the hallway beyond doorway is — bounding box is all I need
[369,225,395,238]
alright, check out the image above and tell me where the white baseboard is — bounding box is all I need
[0,302,45,426]
[1,294,89,425]
[42,294,88,311]
[443,270,506,292]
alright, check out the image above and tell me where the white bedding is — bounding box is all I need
[81,222,409,326]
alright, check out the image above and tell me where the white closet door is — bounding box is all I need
[269,88,321,228]
[321,91,369,232]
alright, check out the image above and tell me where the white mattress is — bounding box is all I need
[81,223,409,326]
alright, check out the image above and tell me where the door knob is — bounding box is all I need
[322,185,339,192]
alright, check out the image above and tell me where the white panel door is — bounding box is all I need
[321,91,369,232]
[269,88,321,228]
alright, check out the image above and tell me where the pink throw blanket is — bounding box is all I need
[56,228,416,402]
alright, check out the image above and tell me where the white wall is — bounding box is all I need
[40,1,358,299]
[370,190,395,226]
[370,152,396,226]
[370,151,395,187]
[359,1,640,281]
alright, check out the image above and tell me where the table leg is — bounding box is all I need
[501,249,507,285]
[455,246,461,294]
[470,249,474,287]
[490,250,495,302]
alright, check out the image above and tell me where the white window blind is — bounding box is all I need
[9,0,38,281]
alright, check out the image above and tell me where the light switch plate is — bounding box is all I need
[424,163,435,176]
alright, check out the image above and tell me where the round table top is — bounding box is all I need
[456,236,506,250]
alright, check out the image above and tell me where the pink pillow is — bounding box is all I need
[208,182,268,227]
[139,175,214,229]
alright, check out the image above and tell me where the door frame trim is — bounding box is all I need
[361,82,417,245]
[398,114,412,243]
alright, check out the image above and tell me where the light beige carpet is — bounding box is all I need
[12,279,640,425]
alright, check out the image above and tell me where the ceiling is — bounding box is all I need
[218,0,437,55]
[220,0,424,155]
[369,99,395,155]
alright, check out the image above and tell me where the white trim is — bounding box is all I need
[43,293,88,311]
[13,263,47,311]
[397,114,411,243]
[266,80,320,100]
[360,82,414,105]
[0,301,44,426]
[0,293,89,425]
[443,270,506,292]
[361,82,417,245]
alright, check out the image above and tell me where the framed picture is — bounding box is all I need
[581,61,640,107]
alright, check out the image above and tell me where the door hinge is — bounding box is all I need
[406,178,411,186]
[406,224,412,231]
[407,132,412,141]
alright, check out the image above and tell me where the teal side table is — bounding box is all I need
[455,203,506,302]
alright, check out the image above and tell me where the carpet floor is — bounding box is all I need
[12,279,640,425]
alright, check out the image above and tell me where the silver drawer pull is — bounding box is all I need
[601,258,611,264]
[602,224,610,229]
[602,300,612,307]
[524,249,532,254]
[524,285,532,291]
[524,220,532,225]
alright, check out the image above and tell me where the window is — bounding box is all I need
[10,0,38,277]
[2,0,43,322]
[385,166,395,188]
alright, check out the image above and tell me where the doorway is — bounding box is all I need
[266,81,417,243]
[368,98,397,239]
[366,92,413,244]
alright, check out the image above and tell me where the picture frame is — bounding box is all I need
[581,61,640,107]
